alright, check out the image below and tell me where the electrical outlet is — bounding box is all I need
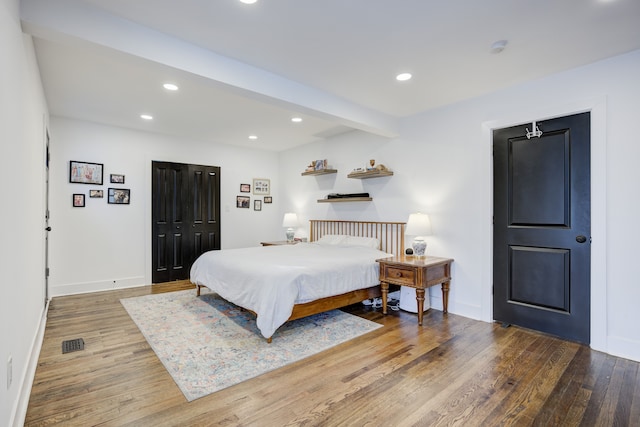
[7,356,12,389]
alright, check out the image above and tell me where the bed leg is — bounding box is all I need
[267,337,272,344]
[196,285,201,297]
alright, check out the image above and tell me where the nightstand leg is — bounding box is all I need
[381,281,389,315]
[416,288,425,325]
[441,281,450,314]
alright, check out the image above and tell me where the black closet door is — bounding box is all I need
[152,161,220,283]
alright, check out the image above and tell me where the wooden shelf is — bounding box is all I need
[347,170,393,179]
[317,197,373,203]
[301,169,337,176]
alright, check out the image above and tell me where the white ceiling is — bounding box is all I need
[21,0,640,151]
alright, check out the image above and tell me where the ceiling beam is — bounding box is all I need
[20,0,399,138]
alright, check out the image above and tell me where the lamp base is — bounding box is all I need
[412,237,427,257]
[285,228,295,242]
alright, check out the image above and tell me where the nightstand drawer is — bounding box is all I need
[384,265,416,286]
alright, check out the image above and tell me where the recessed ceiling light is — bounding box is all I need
[396,73,412,82]
[291,117,303,123]
[248,135,258,140]
[490,40,508,54]
[163,83,178,91]
[140,114,153,120]
[239,0,257,4]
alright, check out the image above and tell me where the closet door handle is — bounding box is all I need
[576,235,587,243]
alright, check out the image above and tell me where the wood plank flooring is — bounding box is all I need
[25,282,640,426]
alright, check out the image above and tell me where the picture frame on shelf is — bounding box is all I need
[252,178,270,195]
[240,183,251,193]
[69,160,103,185]
[110,174,125,184]
[254,200,262,211]
[73,194,85,207]
[89,189,103,198]
[236,195,250,208]
[108,188,130,204]
[264,196,272,204]
[314,159,327,170]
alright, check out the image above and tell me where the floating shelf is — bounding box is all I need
[301,169,338,176]
[347,170,394,179]
[317,197,373,203]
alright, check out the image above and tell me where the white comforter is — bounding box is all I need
[190,243,392,338]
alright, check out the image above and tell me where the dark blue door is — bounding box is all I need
[493,112,591,344]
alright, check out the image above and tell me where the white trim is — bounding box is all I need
[481,95,607,353]
[50,276,147,297]
[11,301,49,427]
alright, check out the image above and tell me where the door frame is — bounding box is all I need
[481,96,607,352]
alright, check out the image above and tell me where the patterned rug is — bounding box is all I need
[120,289,382,401]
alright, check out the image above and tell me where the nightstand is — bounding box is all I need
[376,255,453,325]
[260,240,300,246]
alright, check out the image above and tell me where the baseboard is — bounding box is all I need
[607,335,640,363]
[11,300,49,427]
[50,276,146,297]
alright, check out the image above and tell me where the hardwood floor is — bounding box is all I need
[26,282,639,426]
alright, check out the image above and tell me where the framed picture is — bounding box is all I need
[252,178,270,195]
[89,189,103,198]
[73,194,85,207]
[254,200,262,211]
[108,188,130,204]
[314,159,327,170]
[69,160,103,185]
[110,174,125,184]
[240,183,251,193]
[264,196,272,204]
[236,195,250,208]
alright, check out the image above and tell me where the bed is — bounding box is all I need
[190,220,405,341]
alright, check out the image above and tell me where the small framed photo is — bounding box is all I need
[236,195,250,208]
[252,178,270,195]
[108,188,130,204]
[254,200,262,211]
[264,196,272,204]
[240,183,251,193]
[73,194,85,207]
[70,161,103,185]
[110,174,125,184]
[89,189,103,198]
[314,159,327,170]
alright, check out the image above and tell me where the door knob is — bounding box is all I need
[576,235,587,243]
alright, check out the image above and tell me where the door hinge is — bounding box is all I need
[45,267,50,278]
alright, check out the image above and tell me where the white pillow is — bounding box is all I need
[315,234,347,245]
[343,236,381,249]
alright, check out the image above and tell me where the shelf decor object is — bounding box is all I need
[282,212,298,242]
[405,213,432,257]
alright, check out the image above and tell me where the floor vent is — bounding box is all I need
[62,338,85,354]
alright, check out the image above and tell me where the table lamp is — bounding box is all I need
[282,213,298,242]
[405,213,432,257]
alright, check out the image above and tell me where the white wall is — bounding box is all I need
[279,49,640,362]
[0,0,50,425]
[49,118,282,296]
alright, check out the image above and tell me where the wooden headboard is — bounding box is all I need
[309,220,405,256]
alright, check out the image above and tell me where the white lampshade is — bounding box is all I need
[405,213,432,237]
[405,213,432,257]
[282,213,298,228]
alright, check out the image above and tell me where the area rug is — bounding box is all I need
[120,289,382,401]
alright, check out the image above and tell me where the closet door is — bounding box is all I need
[152,161,221,283]
[188,164,221,259]
[152,161,189,283]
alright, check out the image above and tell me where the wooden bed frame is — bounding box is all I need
[288,220,405,318]
[196,219,405,341]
